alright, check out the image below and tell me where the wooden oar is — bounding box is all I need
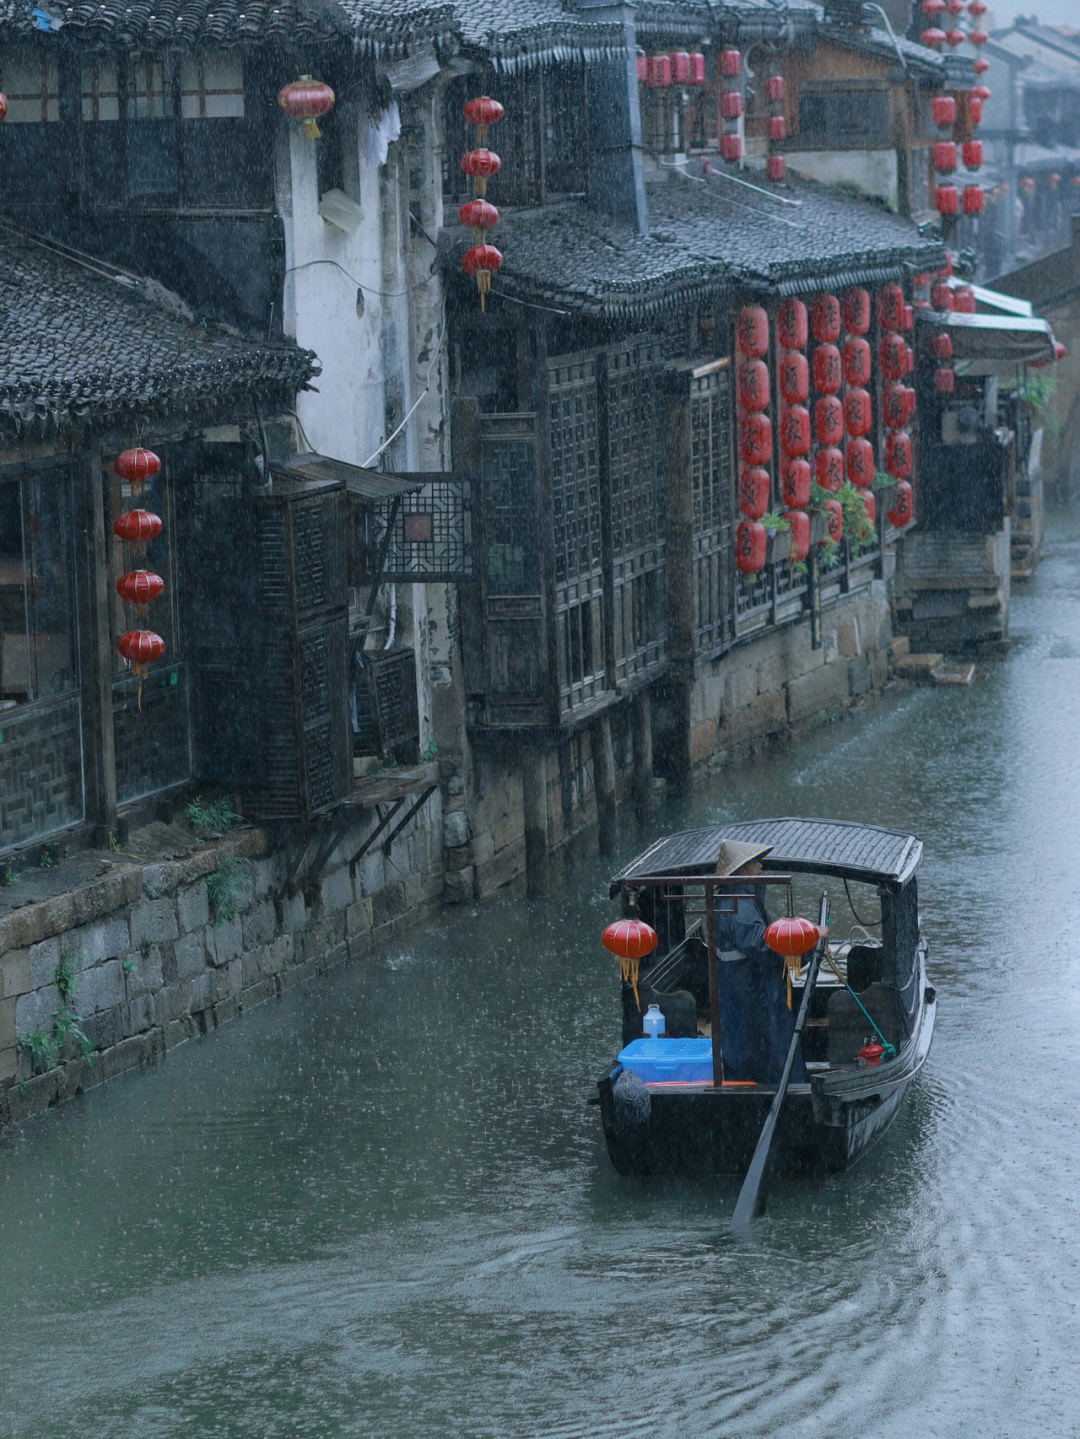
[730,890,830,1231]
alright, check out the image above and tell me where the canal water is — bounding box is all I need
[4,515,1080,1439]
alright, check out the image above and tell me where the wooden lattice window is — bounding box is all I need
[544,63,588,193]
[0,52,59,123]
[81,56,119,123]
[690,363,734,655]
[179,52,245,119]
[548,354,601,585]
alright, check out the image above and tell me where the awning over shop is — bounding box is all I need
[271,452,425,501]
[948,278,1034,319]
[917,308,1056,364]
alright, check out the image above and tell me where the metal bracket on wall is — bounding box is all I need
[347,783,436,877]
[276,809,354,903]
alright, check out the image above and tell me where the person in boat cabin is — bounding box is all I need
[713,840,828,1085]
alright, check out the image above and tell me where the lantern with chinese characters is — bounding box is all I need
[740,413,772,466]
[882,383,908,430]
[462,244,503,312]
[821,498,843,544]
[886,430,913,480]
[777,299,807,350]
[812,344,842,395]
[842,287,870,336]
[814,396,844,448]
[278,76,334,139]
[736,306,769,358]
[963,139,983,169]
[735,520,767,573]
[934,140,957,173]
[647,55,672,87]
[786,509,810,561]
[842,337,872,388]
[846,437,875,489]
[881,332,907,382]
[781,458,811,510]
[811,294,841,344]
[887,480,914,527]
[738,467,771,520]
[738,359,770,412]
[858,488,877,526]
[878,284,905,333]
[844,388,873,437]
[780,405,811,458]
[931,280,954,310]
[780,350,810,405]
[815,447,844,492]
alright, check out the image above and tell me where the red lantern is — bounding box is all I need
[931,331,954,361]
[462,96,504,144]
[461,148,502,196]
[735,520,768,573]
[689,53,706,85]
[936,185,960,214]
[739,467,771,520]
[945,28,964,46]
[721,133,743,163]
[886,431,913,480]
[846,437,875,489]
[766,154,787,183]
[117,629,165,667]
[462,243,503,310]
[844,388,873,437]
[963,139,984,169]
[904,343,915,376]
[116,570,164,606]
[954,286,976,314]
[767,115,787,142]
[786,509,810,561]
[278,75,335,139]
[842,337,872,388]
[878,283,905,333]
[974,85,991,101]
[922,0,945,12]
[811,294,841,344]
[780,405,811,458]
[0,93,6,122]
[647,55,672,87]
[815,447,845,492]
[1055,341,1067,361]
[922,28,946,47]
[738,359,770,411]
[822,498,844,544]
[858,488,877,526]
[931,281,954,310]
[969,0,987,13]
[880,332,907,381]
[963,185,985,215]
[736,306,769,358]
[932,95,957,125]
[765,916,820,956]
[815,397,844,448]
[812,344,842,395]
[903,304,915,332]
[882,383,908,430]
[780,350,810,405]
[970,27,988,44]
[670,52,692,84]
[721,49,742,76]
[721,91,743,119]
[968,96,983,124]
[739,413,772,466]
[458,198,499,236]
[887,480,914,527]
[636,55,648,83]
[766,74,785,102]
[114,510,163,546]
[935,367,956,394]
[781,458,811,510]
[602,919,659,960]
[777,299,808,351]
[114,448,161,490]
[974,56,990,74]
[933,140,957,173]
[842,288,871,336]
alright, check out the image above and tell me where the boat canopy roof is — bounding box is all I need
[610,818,922,894]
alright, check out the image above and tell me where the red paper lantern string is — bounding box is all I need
[278,76,334,139]
[117,629,166,711]
[114,448,161,497]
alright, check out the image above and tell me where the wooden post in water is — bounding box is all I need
[522,745,550,898]
[595,713,617,856]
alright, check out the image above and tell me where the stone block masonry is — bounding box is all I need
[0,813,444,1134]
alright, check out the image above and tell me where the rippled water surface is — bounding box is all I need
[4,513,1080,1439]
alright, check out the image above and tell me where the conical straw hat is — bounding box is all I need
[713,838,773,876]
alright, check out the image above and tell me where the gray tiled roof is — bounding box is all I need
[442,169,944,319]
[0,227,317,433]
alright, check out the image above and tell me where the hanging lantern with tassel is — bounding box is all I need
[278,76,335,139]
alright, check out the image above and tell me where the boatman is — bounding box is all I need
[713,840,824,1086]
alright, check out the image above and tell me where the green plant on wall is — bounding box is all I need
[187,795,239,841]
[18,951,96,1074]
[837,481,876,552]
[207,856,249,925]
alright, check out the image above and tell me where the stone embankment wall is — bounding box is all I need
[0,800,442,1133]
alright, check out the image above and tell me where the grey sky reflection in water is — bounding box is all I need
[4,513,1080,1438]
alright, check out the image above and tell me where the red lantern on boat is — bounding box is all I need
[738,359,770,412]
[812,344,842,395]
[878,283,905,334]
[780,405,811,458]
[777,299,808,351]
[887,480,914,527]
[115,570,164,606]
[765,916,820,956]
[602,918,659,960]
[846,437,875,489]
[811,294,841,344]
[815,396,844,448]
[460,148,502,196]
[738,467,771,520]
[858,488,877,526]
[114,447,161,493]
[844,388,873,437]
[815,446,845,492]
[780,350,810,405]
[278,75,334,139]
[842,337,872,388]
[735,520,768,573]
[880,332,908,381]
[781,458,811,509]
[114,510,163,546]
[736,306,769,358]
[462,243,503,311]
[822,498,843,543]
[740,413,772,466]
[886,430,913,480]
[842,287,871,336]
[786,509,810,561]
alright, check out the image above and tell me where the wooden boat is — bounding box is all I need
[596,818,936,1177]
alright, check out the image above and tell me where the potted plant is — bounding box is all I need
[760,509,792,563]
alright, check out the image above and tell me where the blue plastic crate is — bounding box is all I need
[616,1036,714,1084]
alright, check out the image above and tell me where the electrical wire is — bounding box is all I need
[282,257,437,300]
[844,876,882,929]
[360,317,447,468]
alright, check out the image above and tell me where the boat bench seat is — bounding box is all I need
[827,981,900,1065]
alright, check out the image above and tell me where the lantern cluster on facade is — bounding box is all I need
[113,448,166,710]
[765,75,786,183]
[460,97,504,311]
[719,50,743,165]
[637,51,705,87]
[932,88,984,220]
[277,76,335,139]
[877,284,914,528]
